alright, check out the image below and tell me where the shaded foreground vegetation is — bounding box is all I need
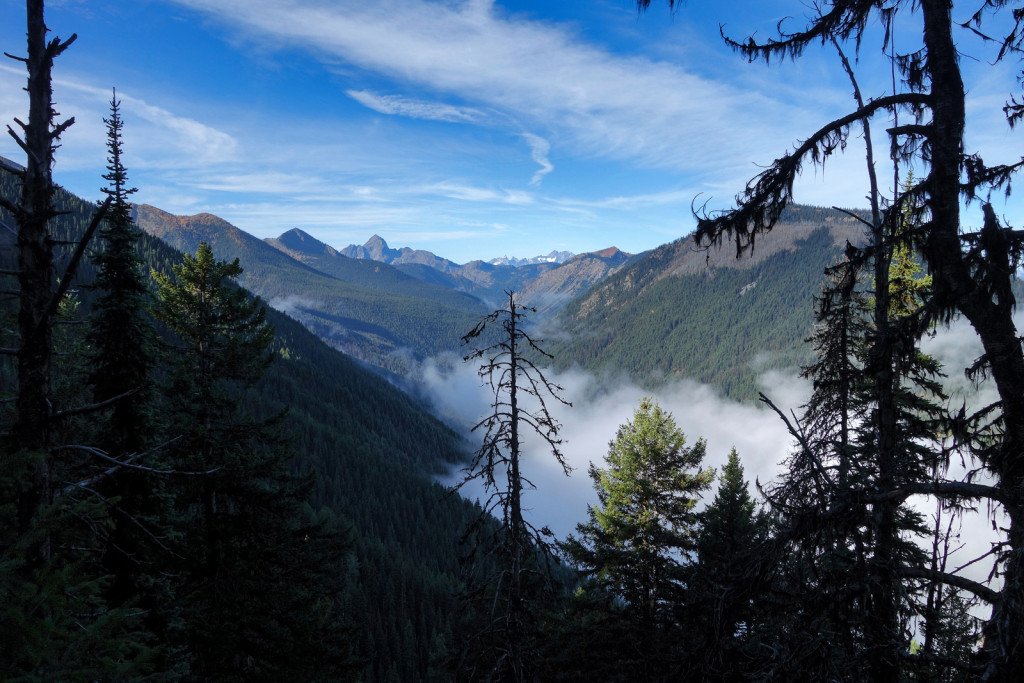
[0,19,482,673]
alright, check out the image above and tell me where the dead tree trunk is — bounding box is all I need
[3,0,76,546]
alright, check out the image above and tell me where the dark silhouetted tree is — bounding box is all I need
[689,447,769,679]
[153,241,359,680]
[455,290,571,682]
[0,2,169,678]
[88,89,154,454]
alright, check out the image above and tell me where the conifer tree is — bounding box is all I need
[153,242,358,680]
[689,448,769,679]
[564,397,713,678]
[748,233,951,679]
[77,92,183,668]
[88,90,153,454]
[634,0,1022,676]
[758,256,879,679]
[0,2,163,677]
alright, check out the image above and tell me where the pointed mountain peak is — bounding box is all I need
[284,227,312,239]
[360,234,400,262]
[365,234,389,249]
[273,228,328,254]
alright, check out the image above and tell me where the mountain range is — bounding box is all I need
[134,208,635,372]
[337,233,632,308]
[3,155,881,681]
[488,249,575,267]
[132,201,862,399]
[134,205,486,375]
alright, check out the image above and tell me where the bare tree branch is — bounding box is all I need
[46,195,112,321]
[694,93,929,256]
[60,444,217,477]
[52,387,138,420]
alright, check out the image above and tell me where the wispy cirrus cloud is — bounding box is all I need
[346,89,486,123]
[164,0,817,178]
[521,133,553,186]
[552,187,701,210]
[0,63,238,170]
[422,182,534,204]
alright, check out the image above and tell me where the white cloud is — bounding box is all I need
[421,181,535,204]
[346,89,486,123]
[416,318,1007,594]
[123,96,238,164]
[0,64,238,170]
[416,357,802,541]
[552,187,702,211]
[165,0,821,182]
[188,171,331,194]
[388,228,491,243]
[267,294,321,316]
[521,132,553,186]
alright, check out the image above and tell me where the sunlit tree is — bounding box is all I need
[564,397,712,679]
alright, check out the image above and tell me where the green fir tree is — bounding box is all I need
[564,397,713,679]
[88,89,154,454]
[153,242,359,680]
[689,448,770,680]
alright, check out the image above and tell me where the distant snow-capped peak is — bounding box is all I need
[488,250,574,267]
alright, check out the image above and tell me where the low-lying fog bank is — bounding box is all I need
[410,313,1014,598]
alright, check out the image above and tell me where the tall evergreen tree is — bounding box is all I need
[88,89,153,454]
[0,2,162,677]
[78,91,182,670]
[564,397,713,679]
[689,448,769,679]
[153,241,358,680]
[751,237,949,679]
[635,0,1022,676]
[754,255,881,680]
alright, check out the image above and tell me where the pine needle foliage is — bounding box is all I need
[87,90,154,454]
[563,398,713,679]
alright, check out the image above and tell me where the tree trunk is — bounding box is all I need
[507,290,525,682]
[14,0,60,550]
[920,1,1024,677]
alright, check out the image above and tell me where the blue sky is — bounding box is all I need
[2,0,1021,263]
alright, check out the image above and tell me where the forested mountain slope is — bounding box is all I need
[2,168,482,681]
[134,205,485,374]
[552,205,865,398]
[515,246,633,316]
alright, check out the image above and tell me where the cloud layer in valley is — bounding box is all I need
[416,354,806,542]
[418,313,1012,593]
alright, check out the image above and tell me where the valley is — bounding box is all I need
[10,151,993,682]
[125,195,868,551]
[133,199,854,400]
